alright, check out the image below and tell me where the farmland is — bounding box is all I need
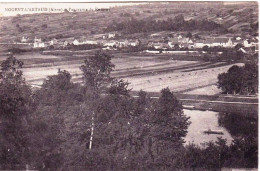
[10,51,256,114]
[1,52,243,96]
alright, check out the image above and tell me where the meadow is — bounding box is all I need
[2,52,243,95]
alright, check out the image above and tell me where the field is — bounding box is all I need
[125,61,243,93]
[1,52,244,96]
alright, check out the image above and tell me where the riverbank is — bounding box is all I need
[131,91,258,115]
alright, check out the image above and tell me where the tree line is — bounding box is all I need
[105,15,228,34]
[217,62,258,95]
[0,52,257,170]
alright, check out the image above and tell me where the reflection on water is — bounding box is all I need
[184,109,233,146]
[218,112,258,138]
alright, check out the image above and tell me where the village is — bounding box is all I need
[7,30,258,55]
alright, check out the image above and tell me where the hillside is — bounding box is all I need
[0,2,258,43]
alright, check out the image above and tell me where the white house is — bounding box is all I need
[243,40,252,47]
[214,38,233,47]
[168,37,179,49]
[84,40,98,45]
[49,38,58,46]
[73,39,80,45]
[33,42,45,48]
[177,35,183,39]
[194,40,208,48]
[93,34,107,39]
[108,33,116,39]
[194,38,233,48]
[205,38,232,47]
[117,40,129,47]
[152,43,163,49]
[104,41,117,47]
[34,37,42,43]
[21,36,29,43]
[102,35,108,39]
[236,37,242,40]
[63,41,69,46]
[33,37,45,48]
[188,39,194,44]
[129,40,140,47]
[168,42,174,48]
[63,38,74,47]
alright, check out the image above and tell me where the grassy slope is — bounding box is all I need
[0,2,258,44]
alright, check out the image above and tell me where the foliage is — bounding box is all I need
[219,49,245,62]
[235,43,244,50]
[8,48,29,54]
[80,51,115,96]
[201,47,245,62]
[31,70,85,170]
[186,32,192,38]
[108,79,131,96]
[79,51,115,153]
[0,56,32,170]
[105,15,226,34]
[65,44,102,50]
[202,45,209,52]
[0,53,257,170]
[148,88,190,169]
[217,62,258,95]
[0,55,24,84]
[180,136,258,170]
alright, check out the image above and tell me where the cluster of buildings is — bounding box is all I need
[20,36,57,48]
[66,38,140,49]
[20,32,141,49]
[20,32,258,54]
[148,34,259,50]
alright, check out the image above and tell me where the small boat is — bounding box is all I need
[203,129,223,135]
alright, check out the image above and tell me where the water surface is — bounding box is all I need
[184,109,233,146]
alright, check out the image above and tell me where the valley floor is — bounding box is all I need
[5,52,243,96]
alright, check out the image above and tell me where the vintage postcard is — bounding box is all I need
[0,1,258,170]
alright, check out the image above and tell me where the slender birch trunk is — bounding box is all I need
[89,112,94,150]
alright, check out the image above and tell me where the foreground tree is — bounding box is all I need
[149,88,190,169]
[0,56,32,170]
[31,70,85,170]
[80,51,115,150]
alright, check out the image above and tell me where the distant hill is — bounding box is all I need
[0,2,258,43]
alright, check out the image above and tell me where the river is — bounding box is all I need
[184,109,257,146]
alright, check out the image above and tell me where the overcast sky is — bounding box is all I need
[0,2,145,16]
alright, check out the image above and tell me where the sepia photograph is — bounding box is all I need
[0,1,258,170]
